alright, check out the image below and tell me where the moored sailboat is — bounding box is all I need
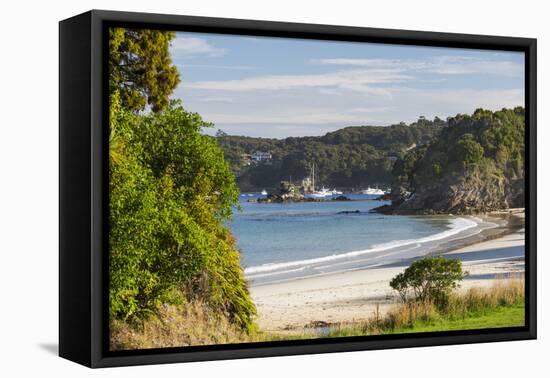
[360,186,385,195]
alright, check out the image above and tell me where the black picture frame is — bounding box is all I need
[59,9,537,368]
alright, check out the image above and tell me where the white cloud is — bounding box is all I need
[178,84,524,137]
[200,110,386,125]
[194,97,236,103]
[313,56,523,77]
[185,69,411,92]
[202,123,370,138]
[172,51,524,137]
[177,64,253,70]
[349,106,395,113]
[170,37,226,57]
[313,58,417,68]
[180,55,522,97]
[403,87,524,118]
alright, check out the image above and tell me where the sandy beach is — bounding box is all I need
[250,213,525,332]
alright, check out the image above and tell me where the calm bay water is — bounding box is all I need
[229,194,489,285]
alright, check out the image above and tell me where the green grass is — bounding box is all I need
[316,303,525,339]
[310,279,525,340]
[388,303,525,334]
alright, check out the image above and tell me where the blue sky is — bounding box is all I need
[170,32,524,138]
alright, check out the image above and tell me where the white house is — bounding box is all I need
[251,151,272,162]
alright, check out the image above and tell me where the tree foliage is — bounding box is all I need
[390,257,467,307]
[455,133,484,166]
[217,118,444,191]
[394,108,524,186]
[109,92,255,331]
[390,107,525,212]
[109,28,180,112]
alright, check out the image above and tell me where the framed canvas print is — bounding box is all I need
[59,10,536,368]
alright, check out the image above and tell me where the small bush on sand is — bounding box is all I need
[390,256,467,308]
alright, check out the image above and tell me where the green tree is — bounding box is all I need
[109,94,255,331]
[455,133,485,167]
[387,108,525,213]
[216,120,443,192]
[390,256,467,307]
[109,28,180,112]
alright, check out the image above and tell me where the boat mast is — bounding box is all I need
[312,163,315,192]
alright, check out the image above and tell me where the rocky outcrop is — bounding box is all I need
[337,210,361,214]
[373,192,392,201]
[373,108,525,215]
[373,170,524,215]
[258,181,305,203]
[331,195,352,201]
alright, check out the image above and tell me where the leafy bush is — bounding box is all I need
[109,92,256,331]
[390,256,467,308]
[455,133,484,166]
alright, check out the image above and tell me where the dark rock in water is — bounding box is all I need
[259,181,336,203]
[370,204,393,214]
[337,210,361,214]
[374,193,391,201]
[305,197,324,202]
[262,181,306,203]
[331,195,351,201]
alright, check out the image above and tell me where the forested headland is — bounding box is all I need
[379,107,525,214]
[217,119,444,192]
[217,107,525,215]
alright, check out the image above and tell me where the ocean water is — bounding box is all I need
[230,193,494,286]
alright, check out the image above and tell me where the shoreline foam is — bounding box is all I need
[246,217,479,276]
[250,211,525,332]
[246,214,506,286]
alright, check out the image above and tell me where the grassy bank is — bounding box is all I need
[390,304,524,333]
[111,278,524,350]
[110,299,254,350]
[318,277,525,338]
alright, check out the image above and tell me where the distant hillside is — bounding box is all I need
[216,118,445,192]
[377,107,525,214]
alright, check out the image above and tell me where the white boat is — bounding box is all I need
[304,164,334,198]
[331,189,343,195]
[361,187,385,195]
[308,187,333,198]
[261,189,268,195]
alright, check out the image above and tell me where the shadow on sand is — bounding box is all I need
[381,244,524,269]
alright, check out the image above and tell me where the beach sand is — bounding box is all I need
[250,216,525,332]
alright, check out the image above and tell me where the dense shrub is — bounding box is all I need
[109,92,256,331]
